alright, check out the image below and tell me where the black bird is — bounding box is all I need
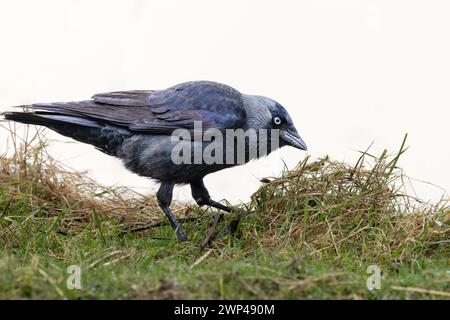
[3,81,307,240]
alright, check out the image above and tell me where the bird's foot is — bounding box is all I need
[175,226,188,241]
[219,209,245,238]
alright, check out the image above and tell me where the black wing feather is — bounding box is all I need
[10,81,247,135]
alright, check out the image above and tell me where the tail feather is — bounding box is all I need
[2,111,131,156]
[3,111,101,128]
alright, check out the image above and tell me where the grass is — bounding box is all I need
[0,129,448,299]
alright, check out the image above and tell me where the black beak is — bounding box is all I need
[281,128,307,150]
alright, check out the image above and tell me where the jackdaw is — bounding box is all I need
[3,81,307,240]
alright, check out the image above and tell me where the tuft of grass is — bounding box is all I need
[0,129,448,299]
[246,148,448,266]
[0,127,184,235]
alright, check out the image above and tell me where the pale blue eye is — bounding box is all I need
[273,117,282,125]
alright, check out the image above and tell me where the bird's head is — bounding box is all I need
[242,94,307,151]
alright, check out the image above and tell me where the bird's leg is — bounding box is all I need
[192,179,240,248]
[157,182,188,241]
[190,180,232,213]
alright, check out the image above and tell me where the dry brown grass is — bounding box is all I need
[246,140,449,264]
[0,127,171,236]
[0,128,448,299]
[0,128,448,265]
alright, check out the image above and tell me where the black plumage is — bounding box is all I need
[3,80,307,241]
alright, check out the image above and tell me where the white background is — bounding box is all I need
[1,0,449,204]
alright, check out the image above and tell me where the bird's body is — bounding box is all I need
[118,134,231,184]
[3,80,307,240]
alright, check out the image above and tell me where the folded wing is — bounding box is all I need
[24,81,247,135]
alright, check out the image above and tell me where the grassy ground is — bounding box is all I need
[0,131,448,299]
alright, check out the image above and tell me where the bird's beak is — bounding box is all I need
[281,127,307,150]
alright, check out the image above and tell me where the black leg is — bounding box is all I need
[191,180,232,213]
[157,182,188,241]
